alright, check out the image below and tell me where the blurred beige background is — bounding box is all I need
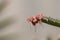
[0,0,60,40]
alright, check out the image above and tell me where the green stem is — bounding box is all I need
[42,16,60,27]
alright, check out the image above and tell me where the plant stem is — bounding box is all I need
[42,16,60,27]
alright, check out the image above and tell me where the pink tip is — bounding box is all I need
[37,13,43,19]
[26,16,36,22]
[32,16,37,22]
[26,18,30,22]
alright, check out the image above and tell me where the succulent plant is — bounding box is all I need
[27,14,60,27]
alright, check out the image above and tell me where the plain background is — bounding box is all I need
[0,0,60,40]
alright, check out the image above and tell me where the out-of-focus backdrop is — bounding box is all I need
[0,0,60,40]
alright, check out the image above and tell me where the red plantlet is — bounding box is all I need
[26,16,38,26]
[26,13,43,25]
